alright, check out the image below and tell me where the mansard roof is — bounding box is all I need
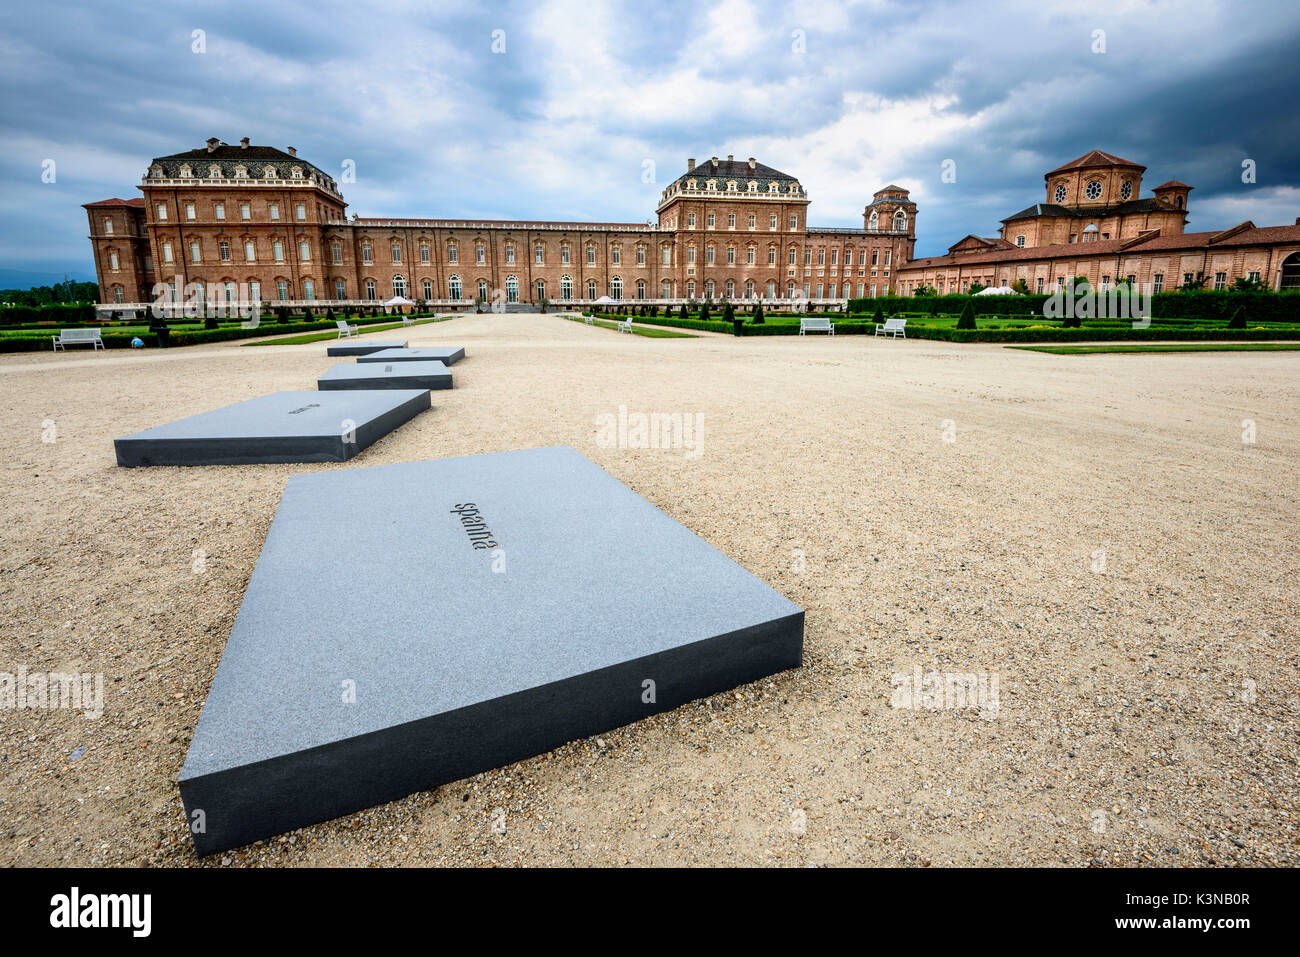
[670,157,798,189]
[146,143,337,190]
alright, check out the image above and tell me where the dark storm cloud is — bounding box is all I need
[1,0,1298,277]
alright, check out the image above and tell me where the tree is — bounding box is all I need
[1227,306,1247,329]
[722,302,735,324]
[873,303,884,323]
[955,300,977,330]
[968,282,985,295]
[1010,278,1030,295]
[699,301,711,322]
[1231,276,1265,292]
[1181,271,1208,291]
[752,301,765,325]
[679,303,688,321]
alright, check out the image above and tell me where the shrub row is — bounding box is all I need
[847,290,1300,322]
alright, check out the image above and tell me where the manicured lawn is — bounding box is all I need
[568,316,695,338]
[241,317,442,346]
[1009,343,1300,355]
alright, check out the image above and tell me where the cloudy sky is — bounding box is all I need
[2,0,1298,284]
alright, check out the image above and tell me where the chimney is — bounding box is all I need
[287,146,297,157]
[748,157,756,170]
[240,137,250,149]
[205,136,219,153]
[711,156,718,169]
[687,158,695,171]
[727,154,734,162]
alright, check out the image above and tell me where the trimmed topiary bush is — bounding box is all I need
[956,301,977,330]
[1227,306,1246,329]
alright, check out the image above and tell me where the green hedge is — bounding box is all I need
[0,312,445,352]
[0,303,98,325]
[848,290,1300,322]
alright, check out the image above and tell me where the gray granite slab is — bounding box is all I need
[114,390,430,466]
[318,360,452,391]
[179,445,803,854]
[325,340,408,356]
[357,346,464,365]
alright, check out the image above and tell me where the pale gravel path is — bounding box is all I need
[1,314,1296,867]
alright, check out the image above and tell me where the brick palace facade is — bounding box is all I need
[84,141,1300,310]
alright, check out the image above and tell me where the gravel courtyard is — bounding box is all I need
[1,313,1296,867]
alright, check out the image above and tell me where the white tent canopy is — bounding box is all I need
[593,295,619,305]
[384,296,414,306]
[974,285,1018,295]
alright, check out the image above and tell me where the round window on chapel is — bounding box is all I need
[1085,180,1103,200]
[1121,181,1133,200]
[1054,184,1066,203]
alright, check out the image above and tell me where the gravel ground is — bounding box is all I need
[1,314,1296,867]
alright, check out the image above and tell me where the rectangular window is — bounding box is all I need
[536,246,545,265]
[293,204,306,220]
[1248,271,1260,282]
[885,251,891,266]
[789,215,797,229]
[1183,273,1193,286]
[392,244,402,263]
[561,246,570,265]
[185,203,196,220]
[219,241,231,262]
[300,241,311,261]
[817,250,825,265]
[331,241,342,264]
[688,246,696,264]
[859,250,866,265]
[727,247,735,265]
[240,203,251,220]
[1036,277,1044,293]
[728,214,736,228]
[273,241,284,262]
[788,248,795,265]
[277,280,288,301]
[1214,272,1226,290]
[637,247,645,266]
[477,245,486,264]
[244,240,255,262]
[269,203,279,220]
[423,280,432,299]
[662,246,671,265]
[1153,274,1163,293]
[612,248,620,265]
[746,247,755,265]
[768,247,776,264]
[104,218,114,234]
[804,249,811,265]
[336,280,346,299]
[303,280,315,301]
[189,241,201,263]
[366,280,376,300]
[108,251,119,270]
[707,247,715,265]
[770,214,777,230]
[830,250,838,266]
[817,283,824,298]
[214,202,225,220]
[587,247,595,265]
[156,203,168,221]
[688,213,696,228]
[447,246,456,264]
[421,244,430,263]
[707,213,715,228]
[748,215,756,229]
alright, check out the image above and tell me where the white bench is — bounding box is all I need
[875,317,907,339]
[52,328,104,351]
[618,317,633,333]
[336,319,358,338]
[799,317,835,336]
[583,314,594,325]
[401,314,416,327]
